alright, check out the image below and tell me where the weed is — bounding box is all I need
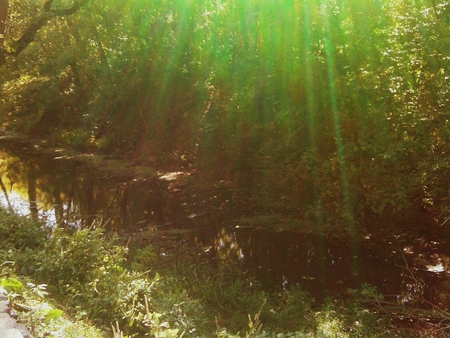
[0,209,401,337]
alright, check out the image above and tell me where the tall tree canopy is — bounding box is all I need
[1,0,450,233]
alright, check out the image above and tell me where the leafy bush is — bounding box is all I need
[0,209,49,256]
[18,226,186,335]
[0,217,206,337]
[0,209,399,337]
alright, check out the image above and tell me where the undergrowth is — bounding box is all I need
[0,208,412,337]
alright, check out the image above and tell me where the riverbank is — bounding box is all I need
[0,129,161,179]
[1,131,450,336]
[0,207,415,337]
[1,207,449,336]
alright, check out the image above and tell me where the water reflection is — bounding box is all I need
[1,138,450,309]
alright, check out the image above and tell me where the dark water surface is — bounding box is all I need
[1,136,450,308]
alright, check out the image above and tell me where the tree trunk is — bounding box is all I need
[0,0,8,63]
[0,0,7,41]
[27,169,38,220]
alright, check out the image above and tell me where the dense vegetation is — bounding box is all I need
[2,208,438,337]
[1,0,450,233]
[1,1,450,336]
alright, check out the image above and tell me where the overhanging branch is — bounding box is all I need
[1,0,88,65]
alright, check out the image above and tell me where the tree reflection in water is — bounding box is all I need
[1,142,450,310]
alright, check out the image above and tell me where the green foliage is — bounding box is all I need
[0,270,106,338]
[265,288,315,332]
[358,283,384,301]
[0,209,403,336]
[313,299,378,338]
[22,227,184,335]
[0,209,49,262]
[127,245,158,272]
[44,308,64,323]
[0,277,23,295]
[2,0,450,232]
[0,212,199,336]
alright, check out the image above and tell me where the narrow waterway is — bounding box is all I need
[1,135,450,309]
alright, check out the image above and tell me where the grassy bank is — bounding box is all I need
[0,208,428,337]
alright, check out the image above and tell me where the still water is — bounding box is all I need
[1,135,450,308]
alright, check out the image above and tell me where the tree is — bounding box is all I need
[0,0,88,66]
[0,0,7,63]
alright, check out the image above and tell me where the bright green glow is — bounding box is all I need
[321,1,360,280]
[128,0,370,199]
[323,3,353,228]
[96,0,437,231]
[2,0,446,243]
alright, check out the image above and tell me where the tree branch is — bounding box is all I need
[52,0,88,16]
[1,0,88,65]
[43,0,55,12]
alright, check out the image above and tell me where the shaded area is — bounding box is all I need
[1,137,450,313]
[2,1,450,238]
